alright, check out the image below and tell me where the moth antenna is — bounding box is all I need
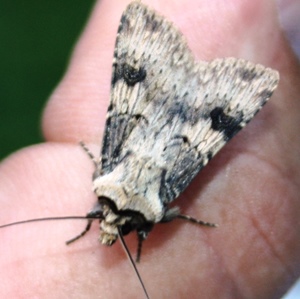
[177,214,218,227]
[117,227,150,299]
[79,141,98,168]
[0,216,96,229]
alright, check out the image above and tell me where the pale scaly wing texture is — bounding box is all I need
[99,2,279,206]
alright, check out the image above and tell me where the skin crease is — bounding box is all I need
[0,0,300,298]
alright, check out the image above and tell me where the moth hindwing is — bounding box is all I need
[71,1,279,258]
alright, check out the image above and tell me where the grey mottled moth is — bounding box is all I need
[0,1,279,298]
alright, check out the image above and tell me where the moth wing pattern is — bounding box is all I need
[100,1,197,175]
[100,2,279,207]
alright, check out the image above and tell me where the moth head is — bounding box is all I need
[90,197,153,246]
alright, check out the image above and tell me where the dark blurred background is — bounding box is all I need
[0,0,95,160]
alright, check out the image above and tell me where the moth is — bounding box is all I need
[77,0,279,253]
[1,1,279,298]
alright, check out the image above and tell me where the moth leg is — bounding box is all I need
[162,206,218,227]
[66,219,93,245]
[136,230,150,263]
[177,214,218,227]
[79,141,98,168]
[136,233,143,263]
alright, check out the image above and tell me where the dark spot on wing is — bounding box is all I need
[145,14,160,32]
[168,101,187,121]
[112,63,146,87]
[167,100,202,126]
[118,14,131,34]
[207,151,213,161]
[239,68,257,81]
[111,63,122,86]
[107,103,114,112]
[210,107,243,140]
[182,135,189,144]
[123,64,147,86]
[170,135,190,147]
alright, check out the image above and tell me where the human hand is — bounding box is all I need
[0,0,299,298]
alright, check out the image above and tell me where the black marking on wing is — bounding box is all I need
[145,13,160,32]
[238,67,257,81]
[162,148,205,203]
[210,107,243,140]
[101,113,148,172]
[112,63,146,87]
[166,95,206,126]
[123,64,147,86]
[117,14,131,37]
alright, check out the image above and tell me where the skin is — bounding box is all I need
[0,0,300,298]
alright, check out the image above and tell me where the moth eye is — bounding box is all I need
[123,63,146,86]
